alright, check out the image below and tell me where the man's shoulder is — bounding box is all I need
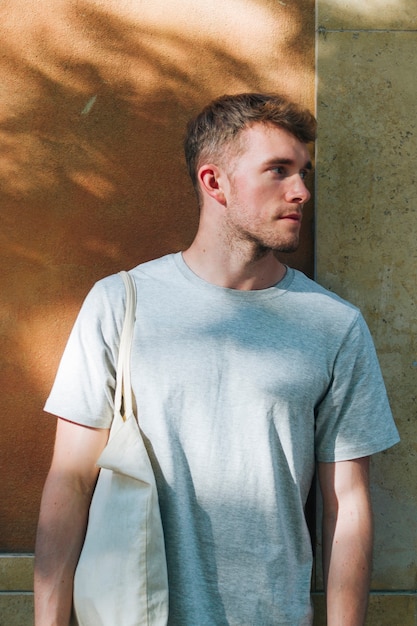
[289,268,359,311]
[130,253,177,281]
[286,268,362,333]
[94,253,177,292]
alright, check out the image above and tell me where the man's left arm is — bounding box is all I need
[318,457,373,626]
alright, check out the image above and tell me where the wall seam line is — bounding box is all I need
[317,28,417,34]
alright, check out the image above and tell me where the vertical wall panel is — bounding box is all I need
[316,1,416,622]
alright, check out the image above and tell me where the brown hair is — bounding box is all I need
[184,92,316,202]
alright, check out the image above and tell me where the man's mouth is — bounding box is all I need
[279,213,301,222]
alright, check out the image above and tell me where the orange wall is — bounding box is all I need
[1,0,315,551]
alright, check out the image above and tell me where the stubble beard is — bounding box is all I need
[253,218,301,254]
[270,236,300,254]
[238,224,301,257]
[224,204,301,260]
[223,194,301,259]
[223,225,300,263]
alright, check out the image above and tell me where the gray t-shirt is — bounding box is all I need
[45,253,399,625]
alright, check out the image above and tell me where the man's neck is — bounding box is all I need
[182,239,286,291]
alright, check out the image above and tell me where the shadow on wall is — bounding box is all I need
[0,0,315,550]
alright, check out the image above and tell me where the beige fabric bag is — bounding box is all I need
[73,271,169,626]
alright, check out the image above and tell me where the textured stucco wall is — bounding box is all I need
[1,0,314,553]
[315,1,416,623]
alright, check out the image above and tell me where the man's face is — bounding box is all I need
[221,123,312,254]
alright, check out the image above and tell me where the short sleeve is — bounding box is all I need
[44,275,126,428]
[315,312,400,462]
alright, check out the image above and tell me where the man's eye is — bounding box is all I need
[300,170,308,180]
[272,166,285,175]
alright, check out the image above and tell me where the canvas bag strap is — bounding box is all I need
[114,271,137,420]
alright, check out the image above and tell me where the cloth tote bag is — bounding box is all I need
[73,271,169,626]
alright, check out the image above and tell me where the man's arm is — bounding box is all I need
[318,457,373,626]
[34,417,109,626]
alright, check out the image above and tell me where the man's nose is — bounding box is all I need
[285,175,311,204]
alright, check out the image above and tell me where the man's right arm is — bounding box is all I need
[34,417,109,626]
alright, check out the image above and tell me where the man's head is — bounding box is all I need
[184,92,316,204]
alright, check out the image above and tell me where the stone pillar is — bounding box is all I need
[315,2,416,623]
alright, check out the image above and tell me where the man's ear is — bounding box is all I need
[197,164,227,205]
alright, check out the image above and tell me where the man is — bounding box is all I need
[35,93,399,625]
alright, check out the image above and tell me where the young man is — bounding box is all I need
[35,93,399,625]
